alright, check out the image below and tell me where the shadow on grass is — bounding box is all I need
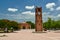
[0,31,18,33]
[0,34,7,37]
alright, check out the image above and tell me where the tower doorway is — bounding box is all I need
[23,26,25,29]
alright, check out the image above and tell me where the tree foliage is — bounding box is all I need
[0,19,19,30]
[43,18,60,30]
[0,18,60,30]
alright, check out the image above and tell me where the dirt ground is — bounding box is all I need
[0,29,60,40]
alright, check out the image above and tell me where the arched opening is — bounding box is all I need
[38,12,41,15]
[22,26,25,29]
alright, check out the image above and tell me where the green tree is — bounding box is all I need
[48,17,52,29]
[0,19,19,30]
[43,18,60,30]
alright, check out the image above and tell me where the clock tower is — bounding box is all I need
[35,7,43,32]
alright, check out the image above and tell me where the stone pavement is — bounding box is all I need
[0,29,60,40]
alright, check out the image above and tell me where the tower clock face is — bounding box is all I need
[38,12,40,15]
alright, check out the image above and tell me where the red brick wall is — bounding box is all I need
[18,23,31,29]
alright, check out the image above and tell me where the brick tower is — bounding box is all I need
[35,7,43,32]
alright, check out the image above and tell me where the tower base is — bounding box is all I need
[32,30,47,33]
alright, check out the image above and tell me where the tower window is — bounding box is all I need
[39,24,40,25]
[38,12,40,15]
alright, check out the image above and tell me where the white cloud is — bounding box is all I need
[50,8,54,11]
[25,5,34,10]
[0,11,60,23]
[46,3,56,11]
[8,8,18,12]
[56,6,60,10]
[42,12,59,22]
[5,11,35,23]
[46,3,56,8]
[42,12,51,22]
[16,11,35,23]
[57,14,60,17]
[22,11,35,15]
[42,12,60,22]
[59,0,60,1]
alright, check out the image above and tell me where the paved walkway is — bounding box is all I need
[0,29,60,40]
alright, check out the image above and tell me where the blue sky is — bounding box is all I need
[0,0,60,23]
